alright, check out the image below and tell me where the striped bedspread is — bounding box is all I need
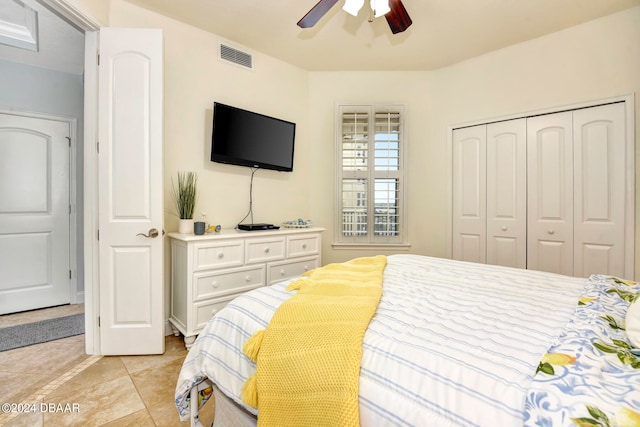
[175,254,586,426]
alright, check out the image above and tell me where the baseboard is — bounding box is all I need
[164,319,176,336]
[74,291,85,305]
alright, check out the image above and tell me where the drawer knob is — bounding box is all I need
[211,281,219,289]
[264,247,270,254]
[280,269,286,276]
[302,243,307,249]
[304,266,310,271]
[218,252,224,259]
[245,276,251,282]
[548,229,555,235]
[211,309,219,315]
[501,226,507,231]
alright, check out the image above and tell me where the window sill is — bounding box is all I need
[331,242,412,251]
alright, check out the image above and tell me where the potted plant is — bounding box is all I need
[172,171,198,233]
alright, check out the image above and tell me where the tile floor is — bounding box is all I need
[0,305,214,426]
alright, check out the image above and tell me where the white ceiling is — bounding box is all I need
[122,0,640,71]
[0,0,638,75]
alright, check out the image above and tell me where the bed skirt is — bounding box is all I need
[212,384,256,427]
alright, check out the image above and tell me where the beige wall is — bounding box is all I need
[310,7,640,274]
[62,0,110,26]
[109,0,311,233]
[308,72,431,263]
[428,6,640,275]
[106,1,640,277]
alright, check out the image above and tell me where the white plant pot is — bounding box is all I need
[178,218,194,234]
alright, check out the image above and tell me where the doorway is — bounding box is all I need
[0,1,85,318]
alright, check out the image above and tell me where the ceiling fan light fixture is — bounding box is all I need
[371,0,390,17]
[342,0,365,16]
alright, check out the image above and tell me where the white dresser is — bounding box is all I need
[167,227,324,347]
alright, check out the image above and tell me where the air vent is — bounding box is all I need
[220,44,253,70]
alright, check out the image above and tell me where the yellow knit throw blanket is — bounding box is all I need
[241,255,387,427]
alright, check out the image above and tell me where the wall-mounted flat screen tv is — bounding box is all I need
[211,102,296,172]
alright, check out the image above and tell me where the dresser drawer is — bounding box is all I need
[193,240,244,271]
[287,234,320,258]
[194,296,238,331]
[168,228,323,348]
[193,265,265,301]
[246,237,286,264]
[267,256,319,285]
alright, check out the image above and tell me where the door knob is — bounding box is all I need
[137,228,159,238]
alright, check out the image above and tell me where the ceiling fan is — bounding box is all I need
[297,0,412,34]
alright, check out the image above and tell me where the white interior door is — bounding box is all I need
[573,103,626,278]
[452,125,486,263]
[0,113,70,314]
[98,28,164,355]
[486,119,527,268]
[527,112,574,275]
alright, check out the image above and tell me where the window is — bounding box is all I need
[335,104,407,245]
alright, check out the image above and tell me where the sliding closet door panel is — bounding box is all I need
[452,125,486,263]
[486,119,527,268]
[527,112,573,275]
[573,103,626,278]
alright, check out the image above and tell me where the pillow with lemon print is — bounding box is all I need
[627,296,640,348]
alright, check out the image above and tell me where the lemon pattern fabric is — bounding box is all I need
[241,255,387,427]
[526,275,640,427]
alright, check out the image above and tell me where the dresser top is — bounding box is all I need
[167,226,325,242]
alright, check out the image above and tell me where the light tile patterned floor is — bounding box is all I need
[0,305,215,426]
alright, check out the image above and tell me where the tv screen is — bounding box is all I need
[211,102,296,172]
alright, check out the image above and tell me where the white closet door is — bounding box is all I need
[452,125,486,263]
[573,103,626,278]
[486,119,527,268]
[527,112,574,275]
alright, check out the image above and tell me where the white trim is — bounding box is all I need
[0,108,78,309]
[623,93,635,280]
[38,0,101,30]
[36,0,100,354]
[331,242,411,251]
[83,30,99,355]
[448,94,633,130]
[68,116,78,304]
[446,94,635,279]
[333,103,409,246]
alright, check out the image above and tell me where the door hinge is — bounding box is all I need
[69,204,72,214]
[69,270,72,279]
[98,316,101,327]
[66,136,71,147]
[96,141,99,153]
[97,229,99,240]
[97,53,100,66]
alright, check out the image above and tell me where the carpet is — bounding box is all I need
[0,314,85,352]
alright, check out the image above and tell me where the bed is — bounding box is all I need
[174,254,640,426]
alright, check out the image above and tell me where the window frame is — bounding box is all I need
[333,104,408,247]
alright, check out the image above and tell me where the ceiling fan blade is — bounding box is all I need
[385,0,412,34]
[297,0,340,28]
